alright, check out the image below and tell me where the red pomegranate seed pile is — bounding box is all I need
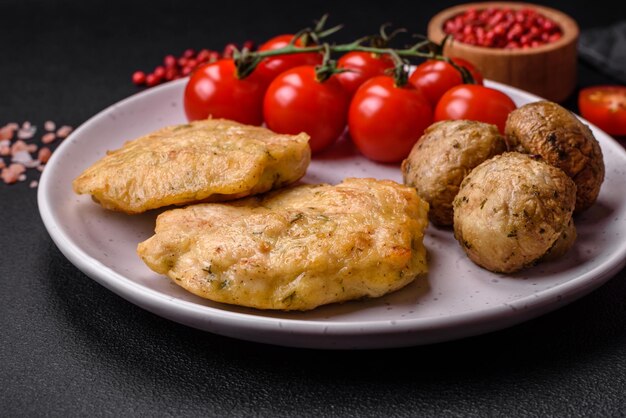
[132,41,255,88]
[443,7,563,49]
[0,121,72,186]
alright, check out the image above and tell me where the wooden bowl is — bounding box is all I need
[428,2,579,102]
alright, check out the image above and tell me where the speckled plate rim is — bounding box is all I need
[38,78,626,349]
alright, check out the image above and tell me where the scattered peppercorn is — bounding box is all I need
[130,42,256,88]
[443,7,562,49]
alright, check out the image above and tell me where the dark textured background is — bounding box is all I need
[2,1,625,416]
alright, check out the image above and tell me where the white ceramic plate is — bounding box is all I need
[38,78,626,349]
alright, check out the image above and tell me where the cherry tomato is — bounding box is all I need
[336,52,395,98]
[254,34,323,85]
[184,59,266,125]
[578,85,626,136]
[348,76,433,163]
[409,58,484,107]
[434,84,516,133]
[263,66,350,153]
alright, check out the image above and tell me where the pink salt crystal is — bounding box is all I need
[44,121,56,132]
[36,165,45,172]
[11,140,28,154]
[38,147,52,164]
[1,146,10,156]
[42,132,56,144]
[9,163,26,174]
[0,159,5,169]
[17,128,36,140]
[27,143,38,153]
[1,167,18,184]
[22,121,31,129]
[29,180,38,188]
[18,173,26,182]
[7,123,19,131]
[56,125,73,138]
[0,139,9,148]
[12,150,39,168]
[0,125,14,141]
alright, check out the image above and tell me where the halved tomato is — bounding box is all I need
[578,86,626,136]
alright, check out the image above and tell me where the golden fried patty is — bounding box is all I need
[73,119,311,214]
[137,178,430,311]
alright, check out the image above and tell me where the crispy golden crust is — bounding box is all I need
[505,101,604,212]
[137,178,430,311]
[453,152,576,273]
[72,119,311,214]
[402,120,506,226]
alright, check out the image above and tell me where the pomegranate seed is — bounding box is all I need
[183,48,195,58]
[181,66,193,76]
[132,71,146,85]
[243,40,255,51]
[196,49,211,62]
[178,57,188,67]
[186,59,197,69]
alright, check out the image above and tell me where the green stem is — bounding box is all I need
[234,38,476,85]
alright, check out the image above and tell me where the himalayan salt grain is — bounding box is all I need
[17,127,36,140]
[56,125,73,138]
[10,139,28,154]
[0,159,5,169]
[27,143,38,153]
[8,163,26,175]
[1,167,18,184]
[7,123,19,131]
[18,174,26,181]
[1,146,10,156]
[36,165,45,172]
[0,125,14,141]
[22,121,31,129]
[29,180,38,188]
[42,132,56,144]
[44,121,56,132]
[38,147,52,163]
[0,139,9,147]
[12,150,39,168]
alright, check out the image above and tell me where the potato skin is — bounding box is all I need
[453,152,576,273]
[401,120,506,226]
[505,101,604,212]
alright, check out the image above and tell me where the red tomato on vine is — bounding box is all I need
[184,59,266,125]
[254,34,323,85]
[409,57,484,106]
[434,84,516,133]
[263,65,350,153]
[348,75,433,163]
[336,52,395,97]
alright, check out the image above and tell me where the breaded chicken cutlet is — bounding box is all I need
[137,178,430,311]
[72,119,311,214]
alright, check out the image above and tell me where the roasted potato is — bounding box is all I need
[402,120,506,226]
[453,152,577,273]
[505,101,604,212]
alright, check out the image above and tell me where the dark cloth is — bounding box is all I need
[579,21,626,83]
